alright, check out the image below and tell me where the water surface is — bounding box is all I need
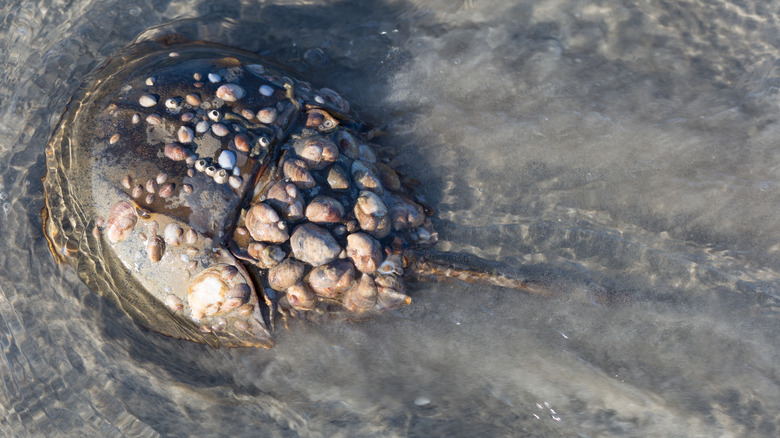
[1,0,779,436]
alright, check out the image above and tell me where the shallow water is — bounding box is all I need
[2,0,779,436]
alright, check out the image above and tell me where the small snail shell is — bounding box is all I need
[346,232,382,274]
[354,191,390,238]
[177,126,194,143]
[106,201,137,243]
[216,84,245,102]
[289,223,341,267]
[164,143,189,161]
[234,134,250,152]
[165,294,184,311]
[214,169,229,184]
[308,259,355,298]
[343,274,377,314]
[185,93,202,106]
[256,107,277,124]
[146,235,165,263]
[305,196,345,223]
[286,283,316,311]
[222,283,251,311]
[268,259,306,292]
[164,223,184,247]
[158,183,175,198]
[295,136,339,170]
[245,203,289,244]
[283,158,315,189]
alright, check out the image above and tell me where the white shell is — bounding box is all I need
[211,123,229,137]
[177,126,194,143]
[165,98,181,110]
[246,64,265,75]
[146,114,162,125]
[257,107,277,124]
[378,255,404,276]
[216,84,245,102]
[195,159,207,172]
[214,169,229,184]
[195,120,210,133]
[187,264,249,320]
[218,150,236,170]
[229,175,243,189]
[164,223,184,246]
[139,94,157,107]
[259,85,274,96]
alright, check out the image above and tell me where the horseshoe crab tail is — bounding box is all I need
[401,250,556,297]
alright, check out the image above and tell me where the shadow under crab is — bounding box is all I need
[42,39,558,348]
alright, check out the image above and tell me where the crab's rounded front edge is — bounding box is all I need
[42,41,304,347]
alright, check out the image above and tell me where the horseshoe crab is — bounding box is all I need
[42,40,551,348]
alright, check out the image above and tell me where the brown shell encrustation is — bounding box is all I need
[42,41,437,348]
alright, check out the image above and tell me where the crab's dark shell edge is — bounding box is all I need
[41,41,301,348]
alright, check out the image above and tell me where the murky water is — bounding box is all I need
[1,0,779,436]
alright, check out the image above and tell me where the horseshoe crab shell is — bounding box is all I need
[42,40,439,348]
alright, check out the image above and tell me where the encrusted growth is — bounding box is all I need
[42,41,439,348]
